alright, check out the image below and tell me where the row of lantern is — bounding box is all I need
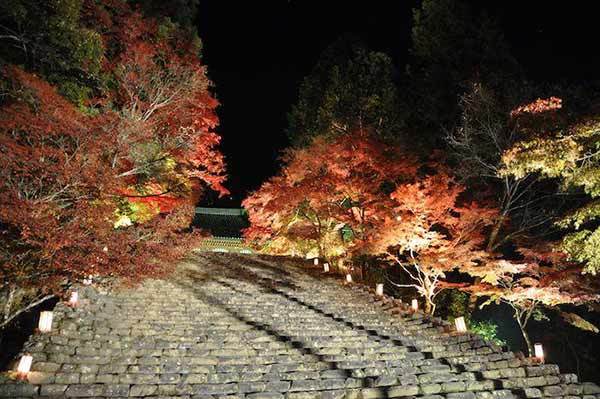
[312,257,545,363]
[16,290,79,380]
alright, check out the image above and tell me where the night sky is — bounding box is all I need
[196,1,600,207]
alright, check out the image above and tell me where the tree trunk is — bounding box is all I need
[2,285,16,325]
[424,294,436,315]
[516,314,533,356]
[486,213,506,252]
[467,283,480,312]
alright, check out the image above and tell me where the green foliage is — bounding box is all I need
[287,36,403,146]
[469,320,507,346]
[0,0,105,104]
[408,0,520,137]
[445,290,470,320]
[503,114,600,274]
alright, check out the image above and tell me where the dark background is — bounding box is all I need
[196,1,600,206]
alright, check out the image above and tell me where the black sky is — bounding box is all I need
[196,1,600,207]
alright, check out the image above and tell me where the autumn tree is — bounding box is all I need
[0,1,227,329]
[447,84,567,253]
[243,132,416,261]
[464,245,600,356]
[369,170,498,314]
[501,96,600,274]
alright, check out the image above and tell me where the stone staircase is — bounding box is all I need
[1,252,599,398]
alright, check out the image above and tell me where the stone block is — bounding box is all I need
[64,384,105,397]
[583,383,600,395]
[194,383,239,395]
[542,386,564,397]
[522,388,542,398]
[447,392,476,399]
[247,393,285,399]
[387,385,420,397]
[130,384,158,396]
[442,381,466,393]
[420,384,442,395]
[40,384,68,396]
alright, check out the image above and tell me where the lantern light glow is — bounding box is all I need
[411,299,418,311]
[454,316,467,333]
[534,343,544,363]
[68,291,78,306]
[346,274,352,283]
[38,311,53,333]
[376,283,384,296]
[17,355,32,379]
[323,263,330,272]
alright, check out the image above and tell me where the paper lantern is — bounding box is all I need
[82,275,93,286]
[346,274,353,283]
[454,316,467,333]
[534,343,544,363]
[375,283,384,296]
[17,355,32,379]
[38,311,53,333]
[313,258,319,266]
[411,299,418,311]
[323,263,330,272]
[68,291,78,306]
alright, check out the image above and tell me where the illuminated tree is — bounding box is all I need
[0,1,227,329]
[464,246,599,355]
[502,97,600,274]
[243,132,416,260]
[370,171,498,314]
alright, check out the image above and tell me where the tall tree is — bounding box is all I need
[287,36,404,146]
[447,84,564,252]
[408,0,520,140]
[0,0,105,106]
[502,96,600,275]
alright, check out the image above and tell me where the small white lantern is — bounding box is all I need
[375,283,384,296]
[454,316,467,333]
[313,258,319,266]
[323,263,330,272]
[534,343,544,363]
[411,299,418,311]
[38,311,53,333]
[82,275,93,286]
[346,274,353,283]
[68,291,78,306]
[17,355,32,379]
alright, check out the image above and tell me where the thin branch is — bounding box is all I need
[0,294,55,330]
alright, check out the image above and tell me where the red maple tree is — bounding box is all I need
[243,132,416,261]
[0,3,227,327]
[464,244,600,355]
[368,170,499,314]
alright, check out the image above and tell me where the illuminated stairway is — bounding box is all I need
[1,253,599,398]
